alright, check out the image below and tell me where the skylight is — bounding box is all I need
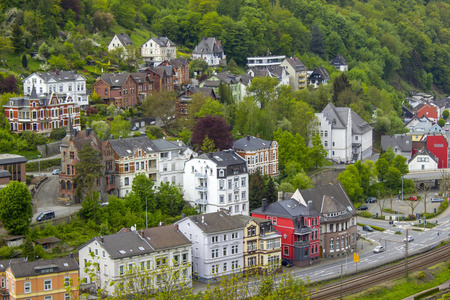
[126,150,132,153]
[119,250,126,254]
[347,206,353,211]
[138,246,145,251]
[63,263,69,267]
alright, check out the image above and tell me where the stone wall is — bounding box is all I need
[37,142,61,157]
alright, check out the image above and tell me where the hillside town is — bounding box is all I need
[0,32,449,300]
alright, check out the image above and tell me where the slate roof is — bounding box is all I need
[252,198,319,218]
[8,256,78,278]
[140,225,191,250]
[233,136,274,151]
[320,103,372,134]
[131,73,153,84]
[434,97,450,109]
[240,74,253,86]
[34,236,61,245]
[284,56,306,72]
[108,136,156,157]
[100,73,131,88]
[188,87,219,99]
[26,71,85,83]
[197,150,246,167]
[0,170,11,178]
[309,67,330,80]
[147,37,176,47]
[202,80,221,87]
[169,58,188,68]
[215,72,240,84]
[114,33,135,47]
[0,154,27,165]
[381,135,412,152]
[351,111,373,134]
[0,258,25,272]
[409,148,439,164]
[80,231,153,259]
[193,37,224,55]
[330,54,348,67]
[182,212,247,234]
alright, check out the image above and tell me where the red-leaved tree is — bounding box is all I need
[191,115,233,152]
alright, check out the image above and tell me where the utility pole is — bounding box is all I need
[340,264,343,299]
[405,228,409,278]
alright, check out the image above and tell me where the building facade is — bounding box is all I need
[408,149,439,171]
[0,154,27,183]
[141,37,177,62]
[308,67,330,88]
[183,150,249,216]
[330,54,348,72]
[93,73,139,108]
[315,103,373,163]
[6,256,79,300]
[280,56,307,91]
[108,33,135,54]
[247,56,286,69]
[4,90,81,136]
[23,71,88,108]
[192,37,226,67]
[233,135,279,177]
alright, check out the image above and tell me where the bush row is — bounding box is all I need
[26,158,61,172]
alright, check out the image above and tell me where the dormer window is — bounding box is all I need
[219,169,225,177]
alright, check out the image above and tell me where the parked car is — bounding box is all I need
[36,210,55,222]
[365,197,377,203]
[408,196,418,201]
[52,169,61,175]
[131,126,138,131]
[404,235,414,242]
[363,225,374,232]
[358,205,369,211]
[431,197,443,202]
[281,259,293,267]
[373,246,385,253]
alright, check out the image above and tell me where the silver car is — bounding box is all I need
[373,246,385,253]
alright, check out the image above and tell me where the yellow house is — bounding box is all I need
[236,216,282,273]
[6,255,79,300]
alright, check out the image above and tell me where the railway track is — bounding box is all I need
[309,243,450,300]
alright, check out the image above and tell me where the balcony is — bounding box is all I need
[294,240,310,247]
[195,172,207,178]
[195,198,208,205]
[195,186,208,192]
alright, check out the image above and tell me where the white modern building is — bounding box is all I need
[247,55,286,69]
[192,37,226,67]
[141,37,177,62]
[315,103,373,163]
[79,226,192,296]
[176,212,245,283]
[183,150,249,216]
[23,71,89,108]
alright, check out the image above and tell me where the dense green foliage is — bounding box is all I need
[0,181,33,235]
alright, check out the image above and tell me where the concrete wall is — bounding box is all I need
[310,169,345,188]
[37,142,61,157]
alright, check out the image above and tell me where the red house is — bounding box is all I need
[93,73,138,108]
[416,103,438,122]
[251,197,320,267]
[426,134,448,168]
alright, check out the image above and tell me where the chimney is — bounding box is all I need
[308,200,314,211]
[158,221,164,226]
[262,198,268,212]
[201,216,204,223]
[243,134,247,138]
[69,252,74,258]
[278,191,283,202]
[193,216,198,222]
[99,236,104,243]
[257,133,260,138]
[247,135,250,140]
[175,224,179,231]
[56,70,60,75]
[181,213,186,219]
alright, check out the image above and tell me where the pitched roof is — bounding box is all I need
[320,103,372,134]
[351,110,373,134]
[214,71,240,84]
[0,258,25,272]
[251,199,318,218]
[140,225,191,250]
[147,37,176,47]
[409,148,438,164]
[181,212,247,234]
[8,256,78,278]
[233,136,274,151]
[26,71,85,83]
[169,58,188,68]
[34,237,61,245]
[114,33,135,47]
[131,73,153,84]
[108,136,156,157]
[0,154,27,165]
[381,135,412,152]
[80,231,153,259]
[309,67,330,80]
[331,54,348,66]
[284,56,306,72]
[193,37,224,55]
[100,73,131,88]
[197,150,246,167]
[0,170,11,178]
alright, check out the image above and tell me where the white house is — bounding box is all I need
[23,71,89,108]
[192,37,226,67]
[79,226,192,296]
[108,33,135,58]
[330,54,348,72]
[381,135,412,161]
[315,103,373,163]
[176,212,245,283]
[183,150,249,216]
[408,149,438,171]
[308,67,330,88]
[141,37,177,62]
[151,138,197,187]
[405,116,434,132]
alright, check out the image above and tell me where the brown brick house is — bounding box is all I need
[0,154,27,183]
[93,73,138,108]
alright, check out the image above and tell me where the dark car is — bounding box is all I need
[358,205,369,211]
[282,259,293,267]
[363,225,373,232]
[365,197,377,203]
[36,211,55,222]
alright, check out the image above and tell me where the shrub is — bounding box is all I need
[358,211,372,218]
[26,158,61,171]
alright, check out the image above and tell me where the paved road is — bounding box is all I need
[31,172,81,223]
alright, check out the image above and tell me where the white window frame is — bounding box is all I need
[44,279,52,291]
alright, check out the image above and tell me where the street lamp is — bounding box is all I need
[37,155,41,176]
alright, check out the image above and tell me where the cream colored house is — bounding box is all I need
[141,37,177,62]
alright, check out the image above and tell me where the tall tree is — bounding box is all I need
[142,92,177,131]
[191,115,233,152]
[11,21,25,54]
[249,171,265,210]
[23,236,35,261]
[310,23,326,58]
[74,143,103,201]
[21,54,28,69]
[310,134,327,169]
[201,135,216,153]
[131,173,155,212]
[332,73,351,103]
[0,181,33,235]
[264,177,277,204]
